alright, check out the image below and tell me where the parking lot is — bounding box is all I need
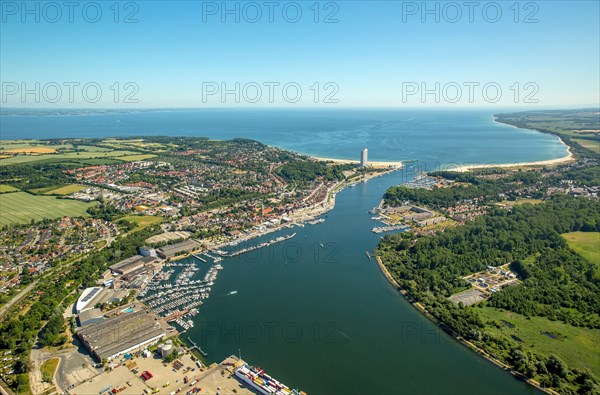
[69,354,253,395]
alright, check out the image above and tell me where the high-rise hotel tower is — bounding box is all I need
[360,148,368,167]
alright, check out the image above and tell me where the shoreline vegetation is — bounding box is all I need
[374,255,561,395]
[375,111,600,395]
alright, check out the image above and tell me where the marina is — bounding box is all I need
[221,233,297,257]
[371,224,411,234]
[137,261,224,332]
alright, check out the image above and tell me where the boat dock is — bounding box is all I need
[227,233,296,257]
[187,336,208,357]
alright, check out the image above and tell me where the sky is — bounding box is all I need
[1,0,599,108]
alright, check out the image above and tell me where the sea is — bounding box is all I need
[1,109,553,394]
[0,108,567,168]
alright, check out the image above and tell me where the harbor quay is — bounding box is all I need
[70,355,253,395]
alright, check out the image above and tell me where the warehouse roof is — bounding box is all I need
[157,239,202,257]
[77,310,164,361]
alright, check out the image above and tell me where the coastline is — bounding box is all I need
[311,156,403,169]
[371,119,579,395]
[449,137,574,172]
[374,255,559,395]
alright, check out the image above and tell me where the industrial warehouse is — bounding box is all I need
[75,286,131,313]
[109,254,156,275]
[77,310,165,362]
[156,239,202,258]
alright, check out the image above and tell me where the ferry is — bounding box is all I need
[234,364,305,395]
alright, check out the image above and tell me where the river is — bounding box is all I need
[184,168,538,395]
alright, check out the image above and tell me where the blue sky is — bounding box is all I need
[1,0,599,107]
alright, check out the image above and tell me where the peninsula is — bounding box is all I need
[376,109,600,395]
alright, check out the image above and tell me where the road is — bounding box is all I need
[0,233,116,320]
[0,282,36,320]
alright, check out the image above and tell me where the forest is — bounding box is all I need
[377,195,600,394]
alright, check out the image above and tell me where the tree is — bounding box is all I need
[546,354,568,378]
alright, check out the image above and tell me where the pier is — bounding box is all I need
[187,336,208,357]
[227,233,296,257]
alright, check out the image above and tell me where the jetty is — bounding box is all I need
[227,233,296,257]
[187,336,208,357]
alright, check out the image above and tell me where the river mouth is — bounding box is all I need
[181,169,540,395]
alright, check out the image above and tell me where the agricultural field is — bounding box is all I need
[3,147,57,154]
[42,184,88,195]
[117,154,157,161]
[0,140,74,152]
[573,138,600,154]
[562,231,600,278]
[477,306,600,378]
[0,192,97,226]
[101,138,172,152]
[119,215,163,231]
[73,145,113,152]
[0,185,20,193]
[0,149,140,165]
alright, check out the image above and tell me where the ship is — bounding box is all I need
[234,364,305,395]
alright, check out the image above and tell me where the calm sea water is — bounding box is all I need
[0,109,567,166]
[2,109,547,394]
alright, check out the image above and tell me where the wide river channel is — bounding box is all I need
[182,168,538,395]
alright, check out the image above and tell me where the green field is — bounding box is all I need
[119,215,162,231]
[119,215,163,233]
[573,138,600,154]
[477,306,600,378]
[0,140,74,151]
[0,150,139,165]
[563,231,600,278]
[117,154,157,161]
[74,145,113,152]
[0,192,97,226]
[498,198,543,207]
[42,184,88,195]
[0,185,20,193]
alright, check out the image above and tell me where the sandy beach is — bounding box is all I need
[449,138,575,172]
[311,156,403,169]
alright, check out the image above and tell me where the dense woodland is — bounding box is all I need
[384,165,600,210]
[378,194,600,393]
[276,160,354,185]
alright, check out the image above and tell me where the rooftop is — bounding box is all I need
[110,255,155,273]
[157,239,202,257]
[77,310,165,361]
